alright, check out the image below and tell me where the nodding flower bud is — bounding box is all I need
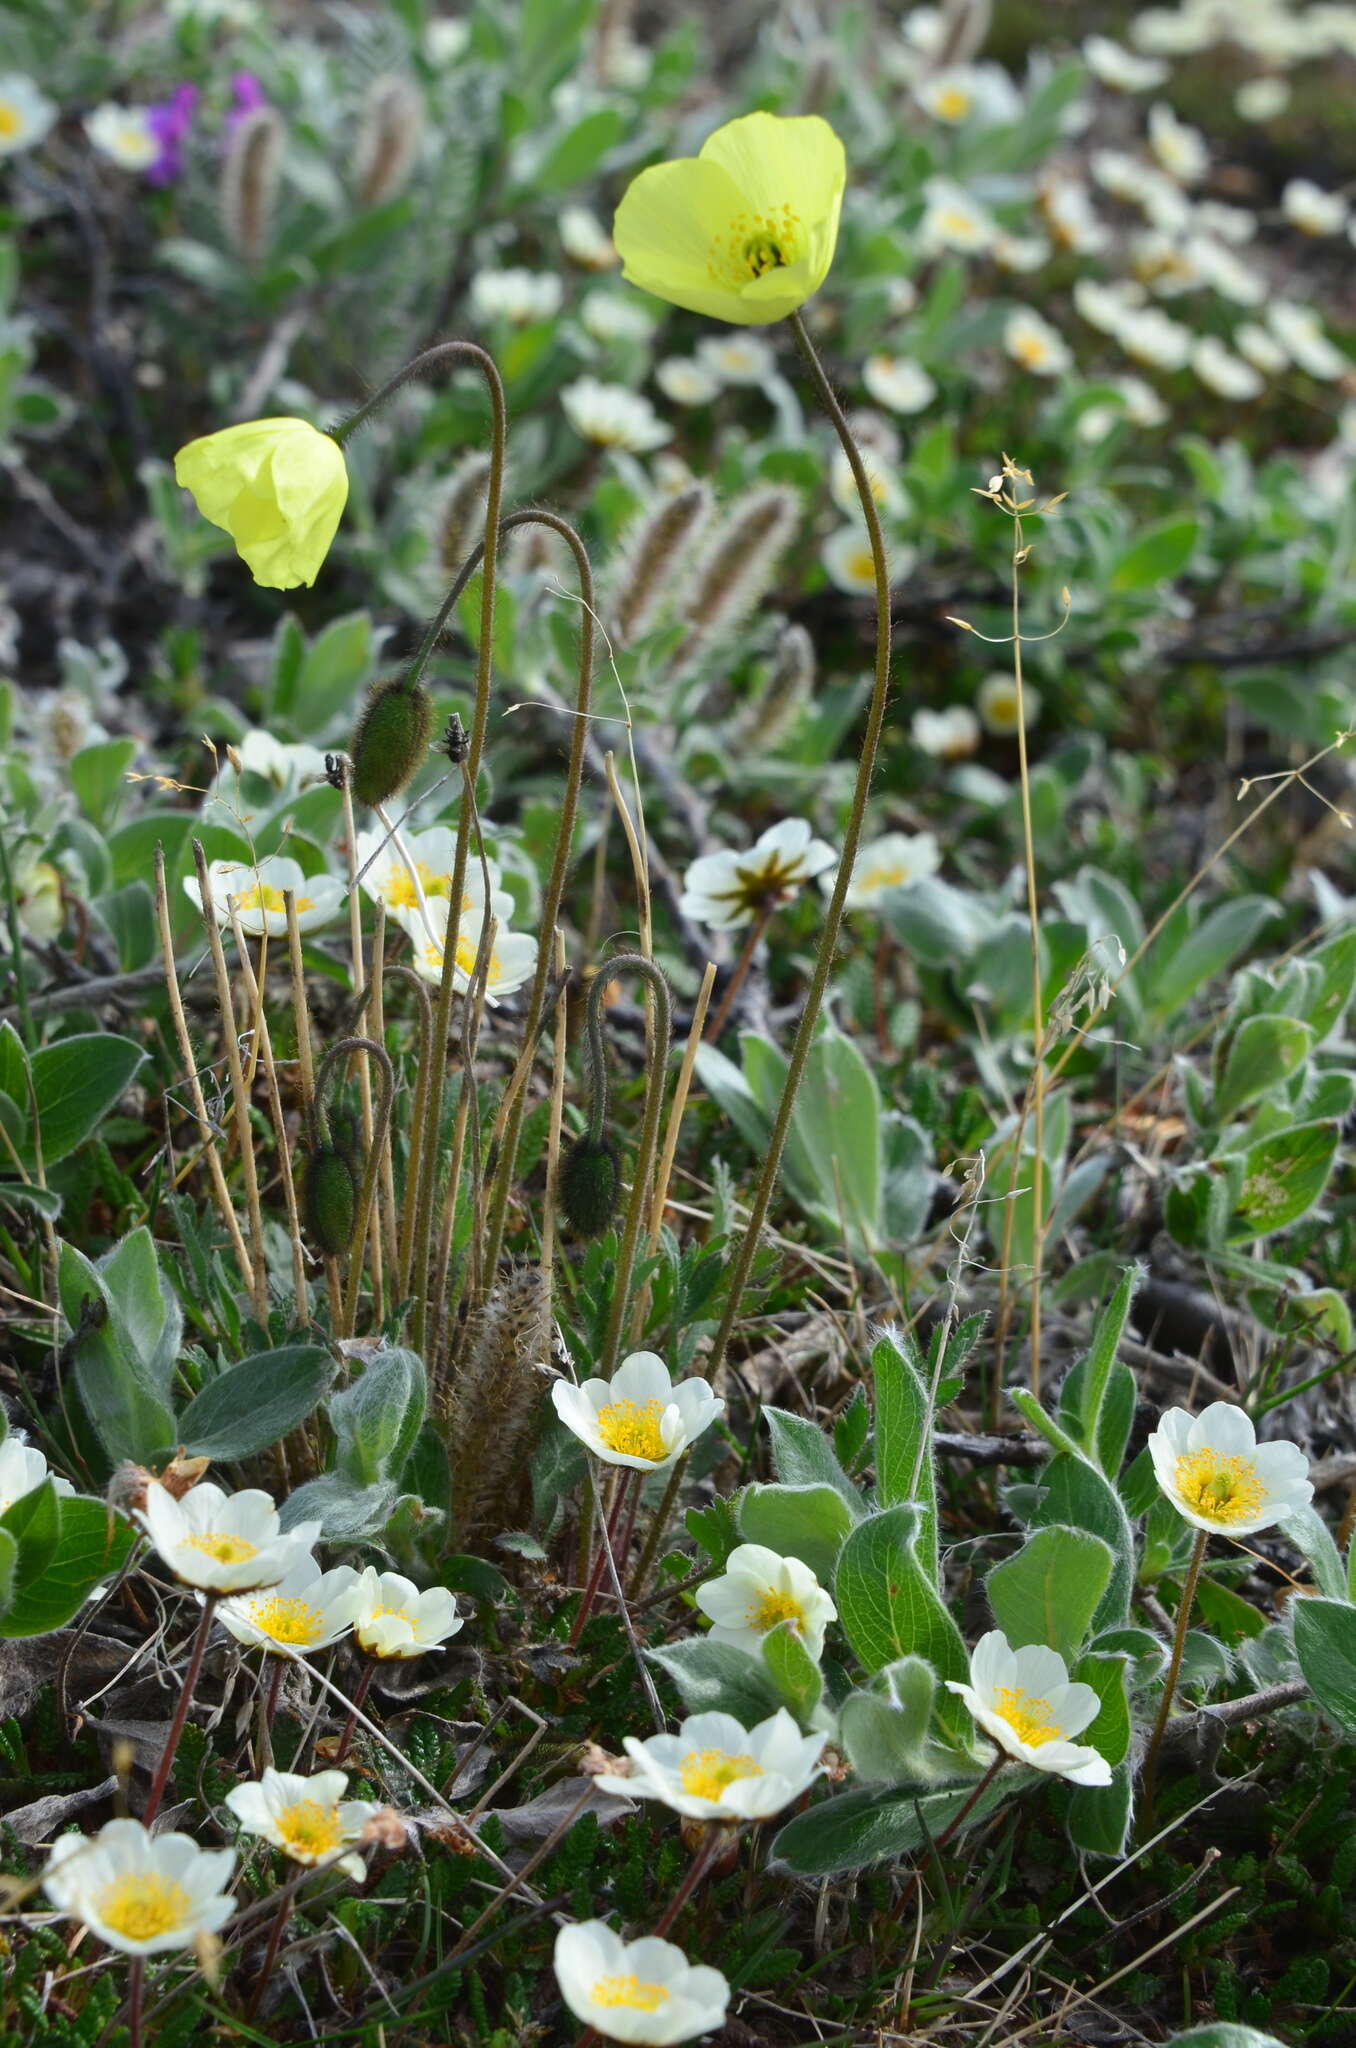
[302,1137,359,1256]
[559,1132,621,1240]
[349,677,433,809]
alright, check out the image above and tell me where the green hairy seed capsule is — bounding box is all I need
[349,677,433,808]
[303,1140,359,1256]
[559,1133,621,1239]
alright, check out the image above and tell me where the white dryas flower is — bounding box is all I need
[1004,307,1072,376]
[551,1351,724,1473]
[992,231,1051,273]
[1073,277,1146,337]
[830,444,906,518]
[225,1768,378,1882]
[912,705,980,759]
[1132,7,1213,55]
[0,1438,75,1513]
[694,333,776,388]
[354,823,493,923]
[1235,321,1288,374]
[0,75,56,155]
[1148,102,1210,184]
[947,1631,1111,1784]
[915,63,1019,125]
[1193,199,1257,245]
[139,1481,321,1595]
[1083,35,1168,90]
[1283,179,1349,236]
[554,1922,729,2045]
[695,1543,837,1662]
[184,854,345,937]
[581,290,656,344]
[1235,77,1290,121]
[680,819,836,932]
[822,526,911,595]
[1040,177,1111,254]
[654,356,721,406]
[403,890,536,1003]
[1267,302,1348,380]
[827,830,941,909]
[218,1559,360,1656]
[1185,233,1264,306]
[560,202,617,269]
[353,1567,463,1660]
[1192,335,1264,400]
[1117,374,1170,427]
[1148,1402,1312,1536]
[230,729,329,790]
[562,377,670,452]
[84,104,159,171]
[863,355,936,414]
[44,1819,235,1957]
[470,267,562,325]
[594,1708,827,1822]
[978,672,1040,735]
[1116,305,1193,370]
[918,177,997,255]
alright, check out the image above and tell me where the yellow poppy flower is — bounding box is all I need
[612,111,846,327]
[173,416,348,590]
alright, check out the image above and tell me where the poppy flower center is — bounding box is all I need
[248,1594,324,1645]
[596,1397,669,1462]
[276,1799,345,1859]
[993,1686,1059,1747]
[710,206,803,287]
[748,1589,806,1634]
[97,1873,192,1942]
[185,1531,259,1565]
[591,1974,670,2012]
[679,1747,764,1800]
[1173,1449,1266,1524]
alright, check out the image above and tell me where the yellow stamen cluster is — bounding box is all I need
[679,1747,764,1800]
[709,204,803,287]
[1173,1449,1266,1525]
[97,1874,191,1942]
[935,86,972,119]
[235,883,313,915]
[383,860,451,910]
[247,1594,324,1646]
[595,1397,669,1462]
[993,1686,1059,1748]
[748,1588,806,1635]
[857,863,908,892]
[184,1531,258,1565]
[591,1974,671,2012]
[1012,335,1054,370]
[366,1604,415,1626]
[276,1799,344,1860]
[0,107,20,140]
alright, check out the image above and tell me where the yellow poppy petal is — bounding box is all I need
[174,417,348,590]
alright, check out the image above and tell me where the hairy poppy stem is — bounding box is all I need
[143,1593,217,1825]
[333,1658,377,1769]
[1141,1526,1209,1825]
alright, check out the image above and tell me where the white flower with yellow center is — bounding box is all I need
[0,1438,75,1514]
[914,66,979,123]
[694,1544,837,1663]
[1267,302,1349,380]
[1184,233,1265,307]
[561,377,670,453]
[1235,321,1288,375]
[1132,7,1213,55]
[991,232,1050,274]
[218,1558,359,1655]
[863,354,935,415]
[354,824,495,921]
[978,672,1039,735]
[1116,305,1193,371]
[232,729,329,790]
[554,1922,729,2046]
[918,178,997,256]
[84,104,160,171]
[826,829,941,910]
[654,356,721,407]
[551,1351,724,1473]
[560,202,617,270]
[1039,178,1111,254]
[1236,77,1290,122]
[1194,200,1257,246]
[401,887,536,1004]
[1148,102,1209,185]
[1073,277,1145,338]
[1192,335,1264,401]
[1148,1402,1311,1536]
[139,1480,321,1595]
[680,818,836,933]
[694,333,776,388]
[225,1768,378,1882]
[581,291,657,344]
[184,853,344,937]
[1004,307,1072,378]
[43,1818,235,1957]
[470,267,563,326]
[822,526,911,595]
[1083,35,1168,91]
[912,705,980,759]
[0,75,56,156]
[1116,374,1168,427]
[830,444,905,518]
[946,1631,1111,1784]
[1282,179,1349,237]
[352,1567,462,1660]
[594,1708,827,1822]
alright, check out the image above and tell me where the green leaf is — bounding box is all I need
[290,612,375,733]
[1230,1120,1340,1239]
[1193,1576,1266,1643]
[1283,1505,1346,1603]
[1028,1453,1135,1632]
[834,1505,971,1747]
[526,107,625,194]
[330,1347,426,1487]
[177,1345,335,1461]
[986,1526,1113,1660]
[1148,897,1279,1023]
[1060,1264,1141,1473]
[738,1483,856,1585]
[15,1035,146,1171]
[277,1473,399,1541]
[783,1030,883,1257]
[1164,2027,1291,2048]
[1215,1014,1313,1119]
[69,738,137,831]
[762,1621,823,1726]
[648,1638,784,1723]
[1061,1761,1132,1857]
[0,1497,135,1639]
[762,1407,862,1513]
[98,1227,179,1398]
[1073,1647,1132,1765]
[1292,1597,1356,1734]
[59,1242,177,1467]
[1109,515,1198,593]
[1306,928,1356,1044]
[0,1478,61,1588]
[0,1526,15,1618]
[871,1329,938,1576]
[771,1771,1013,1876]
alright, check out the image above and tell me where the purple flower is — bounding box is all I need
[224,72,267,135]
[146,82,198,185]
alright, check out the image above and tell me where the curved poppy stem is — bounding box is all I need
[591,955,673,1379]
[1141,1526,1209,1825]
[701,310,893,1384]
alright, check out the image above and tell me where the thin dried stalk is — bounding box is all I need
[225,896,308,1314]
[342,770,385,1327]
[191,842,269,1322]
[540,928,569,1281]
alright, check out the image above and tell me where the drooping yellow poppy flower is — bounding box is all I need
[173,416,348,590]
[612,111,846,327]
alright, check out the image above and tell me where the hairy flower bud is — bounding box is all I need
[558,1132,621,1240]
[349,678,433,809]
[302,1138,359,1256]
